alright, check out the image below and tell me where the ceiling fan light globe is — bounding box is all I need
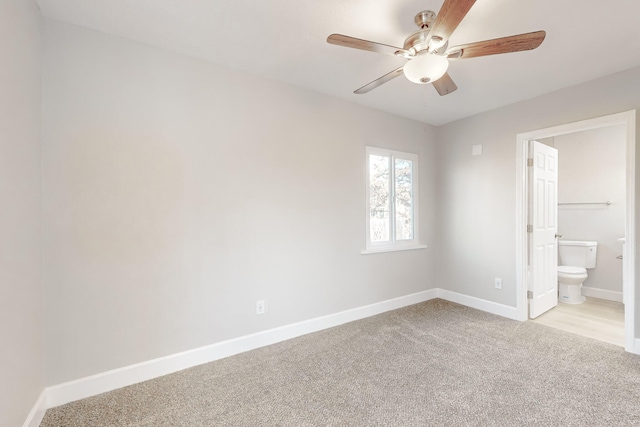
[403,54,449,85]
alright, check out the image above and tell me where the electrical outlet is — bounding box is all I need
[256,300,266,315]
[494,278,503,290]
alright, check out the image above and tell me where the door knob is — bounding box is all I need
[555,233,563,239]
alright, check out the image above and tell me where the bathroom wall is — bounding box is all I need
[553,125,627,298]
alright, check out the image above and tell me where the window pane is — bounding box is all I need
[395,158,413,240]
[369,154,390,242]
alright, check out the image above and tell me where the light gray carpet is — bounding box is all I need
[41,299,640,426]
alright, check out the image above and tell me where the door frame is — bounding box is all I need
[515,110,637,353]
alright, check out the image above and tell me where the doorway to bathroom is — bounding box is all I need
[515,110,637,353]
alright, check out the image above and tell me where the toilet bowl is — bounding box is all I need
[557,240,598,305]
[557,265,587,304]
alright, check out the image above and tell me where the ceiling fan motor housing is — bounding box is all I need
[414,10,436,29]
[404,10,447,54]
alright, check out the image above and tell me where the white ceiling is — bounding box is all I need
[36,0,640,126]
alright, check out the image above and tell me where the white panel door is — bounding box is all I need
[529,140,559,319]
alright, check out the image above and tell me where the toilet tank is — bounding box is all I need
[558,240,598,268]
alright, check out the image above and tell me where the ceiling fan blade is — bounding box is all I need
[354,67,404,94]
[446,31,546,59]
[432,72,458,96]
[427,0,477,46]
[327,34,409,57]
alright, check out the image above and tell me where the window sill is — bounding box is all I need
[361,244,428,255]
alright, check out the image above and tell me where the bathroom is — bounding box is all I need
[535,123,627,344]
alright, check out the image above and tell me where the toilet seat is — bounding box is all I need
[558,265,586,275]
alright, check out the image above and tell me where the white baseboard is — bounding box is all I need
[45,289,439,409]
[22,390,47,427]
[436,289,520,320]
[38,288,529,415]
[18,287,639,425]
[25,286,637,424]
[581,286,623,302]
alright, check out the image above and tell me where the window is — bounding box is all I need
[365,147,423,253]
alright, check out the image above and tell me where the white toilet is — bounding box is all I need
[557,240,598,304]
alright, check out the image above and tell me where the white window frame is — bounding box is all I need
[363,146,426,254]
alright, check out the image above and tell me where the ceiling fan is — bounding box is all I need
[327,0,546,96]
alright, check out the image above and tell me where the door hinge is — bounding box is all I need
[527,225,533,233]
[527,290,533,299]
[527,158,534,167]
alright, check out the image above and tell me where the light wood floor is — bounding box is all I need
[530,297,625,346]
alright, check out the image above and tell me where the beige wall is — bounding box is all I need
[0,0,44,425]
[554,125,626,295]
[41,20,439,385]
[435,66,640,330]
